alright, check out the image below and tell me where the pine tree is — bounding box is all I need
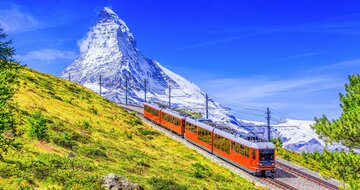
[0,27,15,66]
[0,27,20,159]
[312,75,360,149]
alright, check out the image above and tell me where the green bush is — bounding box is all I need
[28,112,47,140]
[192,163,211,179]
[82,120,91,129]
[126,115,143,126]
[138,128,160,136]
[52,132,76,149]
[149,177,187,190]
[125,132,133,139]
[89,106,98,115]
[83,147,107,158]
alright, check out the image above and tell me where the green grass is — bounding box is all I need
[0,66,261,189]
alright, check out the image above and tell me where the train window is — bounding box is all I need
[217,136,221,149]
[252,150,256,160]
[232,142,239,153]
[260,150,274,161]
[214,135,219,149]
[198,128,211,145]
[244,147,249,157]
[236,143,240,153]
[145,106,159,116]
[204,130,208,144]
[186,123,197,133]
[224,138,230,154]
[240,145,244,155]
[220,136,224,151]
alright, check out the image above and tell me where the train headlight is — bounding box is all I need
[271,163,275,166]
[259,163,262,166]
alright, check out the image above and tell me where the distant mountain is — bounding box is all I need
[61,7,339,153]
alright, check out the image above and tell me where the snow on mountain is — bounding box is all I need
[61,7,334,153]
[241,118,345,153]
[271,119,327,153]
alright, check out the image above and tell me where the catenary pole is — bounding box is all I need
[144,79,147,103]
[266,107,271,141]
[125,76,128,106]
[168,85,171,108]
[99,75,102,96]
[206,94,209,119]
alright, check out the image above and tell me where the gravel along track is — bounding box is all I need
[118,104,343,190]
[260,177,298,190]
[276,162,339,190]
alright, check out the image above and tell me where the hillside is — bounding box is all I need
[0,65,260,189]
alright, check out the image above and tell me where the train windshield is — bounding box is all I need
[260,149,274,161]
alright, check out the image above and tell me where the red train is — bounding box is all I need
[144,103,276,176]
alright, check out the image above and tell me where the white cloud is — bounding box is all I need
[201,77,341,102]
[16,49,77,61]
[0,4,40,33]
[197,75,344,120]
[77,31,91,54]
[307,58,360,73]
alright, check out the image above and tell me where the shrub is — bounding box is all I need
[282,153,290,161]
[83,147,107,158]
[28,112,47,140]
[82,120,91,129]
[138,128,160,136]
[52,132,75,149]
[125,132,133,139]
[149,177,187,190]
[89,106,98,115]
[192,163,210,179]
[125,115,143,126]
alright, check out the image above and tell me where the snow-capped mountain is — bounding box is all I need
[61,7,244,130]
[61,7,334,153]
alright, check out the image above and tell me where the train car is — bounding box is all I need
[213,128,275,176]
[184,118,214,152]
[144,103,276,176]
[144,103,162,124]
[160,108,186,135]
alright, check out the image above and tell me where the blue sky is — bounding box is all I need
[1,0,360,121]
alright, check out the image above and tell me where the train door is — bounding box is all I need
[250,148,257,168]
[181,119,185,136]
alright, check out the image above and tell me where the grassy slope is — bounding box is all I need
[0,67,260,189]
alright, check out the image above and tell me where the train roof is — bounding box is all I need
[186,117,275,149]
[145,103,192,118]
[161,108,186,120]
[186,117,215,132]
[144,103,162,110]
[214,128,275,149]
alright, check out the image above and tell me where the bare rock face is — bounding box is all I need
[101,174,144,190]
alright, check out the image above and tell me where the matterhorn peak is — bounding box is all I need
[98,7,120,22]
[97,7,135,46]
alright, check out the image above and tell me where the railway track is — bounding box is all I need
[261,177,298,190]
[276,162,339,190]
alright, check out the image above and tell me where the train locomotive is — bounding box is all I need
[143,103,276,176]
